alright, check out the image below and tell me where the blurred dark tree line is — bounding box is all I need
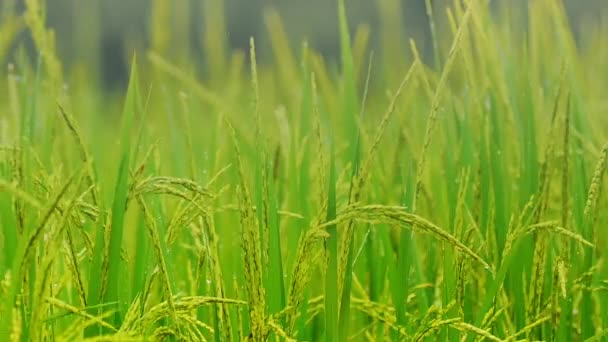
[5,0,607,89]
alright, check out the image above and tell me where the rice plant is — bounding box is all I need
[1,0,608,340]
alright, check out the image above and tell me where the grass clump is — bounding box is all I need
[2,0,608,341]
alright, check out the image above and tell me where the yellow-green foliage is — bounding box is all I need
[1,0,608,341]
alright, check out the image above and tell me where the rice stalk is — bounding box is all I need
[414,0,473,210]
[414,318,462,341]
[350,298,407,337]
[56,310,118,341]
[57,105,99,207]
[137,296,246,330]
[583,142,608,240]
[250,37,286,321]
[47,297,117,332]
[233,275,245,342]
[336,50,418,341]
[28,247,55,341]
[285,228,328,333]
[226,116,267,341]
[525,231,548,336]
[505,315,551,341]
[451,322,502,342]
[200,213,232,342]
[0,169,79,337]
[267,319,297,342]
[136,196,178,333]
[0,180,43,209]
[523,221,593,247]
[31,178,85,340]
[321,204,492,271]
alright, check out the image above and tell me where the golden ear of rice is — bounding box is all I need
[583,143,608,243]
[285,228,328,333]
[506,315,552,341]
[350,298,408,337]
[118,295,142,333]
[47,297,118,333]
[226,116,267,341]
[139,296,246,330]
[268,319,297,342]
[323,204,492,272]
[526,232,548,329]
[451,322,502,342]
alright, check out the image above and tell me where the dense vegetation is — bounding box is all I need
[1,0,608,341]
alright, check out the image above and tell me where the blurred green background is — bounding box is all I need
[5,0,608,89]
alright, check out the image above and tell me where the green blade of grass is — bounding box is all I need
[266,167,285,315]
[0,180,19,276]
[336,0,361,338]
[98,57,141,329]
[392,160,415,333]
[337,0,359,159]
[325,142,338,342]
